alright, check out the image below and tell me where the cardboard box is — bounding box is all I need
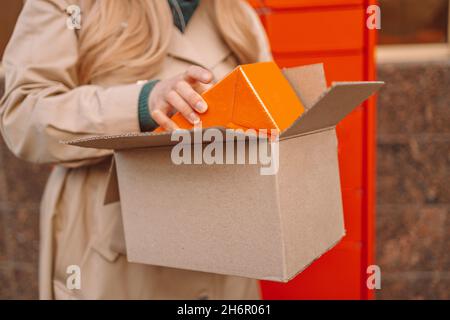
[66,63,383,282]
[156,62,306,132]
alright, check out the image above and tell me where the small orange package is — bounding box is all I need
[156,61,306,133]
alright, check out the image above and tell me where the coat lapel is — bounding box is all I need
[167,0,232,70]
[167,27,206,68]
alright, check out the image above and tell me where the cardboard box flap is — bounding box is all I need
[281,63,327,110]
[65,131,180,150]
[64,127,253,151]
[280,81,384,138]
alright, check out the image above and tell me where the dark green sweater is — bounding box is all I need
[170,0,200,32]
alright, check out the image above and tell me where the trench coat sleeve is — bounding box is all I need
[0,0,143,167]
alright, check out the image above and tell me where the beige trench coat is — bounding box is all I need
[0,0,271,300]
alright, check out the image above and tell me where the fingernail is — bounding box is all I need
[189,113,201,125]
[203,73,212,82]
[195,102,207,113]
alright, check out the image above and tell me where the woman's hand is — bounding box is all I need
[148,65,214,131]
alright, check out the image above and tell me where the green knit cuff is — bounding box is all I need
[138,80,160,132]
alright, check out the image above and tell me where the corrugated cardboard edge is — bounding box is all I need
[272,172,288,281]
[62,127,263,151]
[62,131,170,149]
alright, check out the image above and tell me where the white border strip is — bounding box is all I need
[377,44,450,64]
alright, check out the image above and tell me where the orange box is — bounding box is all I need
[157,62,306,133]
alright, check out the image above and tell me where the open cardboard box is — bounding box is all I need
[66,63,383,282]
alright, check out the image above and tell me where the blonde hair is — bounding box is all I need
[78,0,262,84]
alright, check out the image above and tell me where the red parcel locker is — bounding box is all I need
[250,0,378,299]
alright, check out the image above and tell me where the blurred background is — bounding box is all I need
[0,0,449,299]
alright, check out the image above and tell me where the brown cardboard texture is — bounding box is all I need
[65,63,383,282]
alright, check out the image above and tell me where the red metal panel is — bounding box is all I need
[274,53,365,83]
[262,242,363,300]
[265,8,365,53]
[361,0,378,300]
[341,190,364,243]
[337,107,364,190]
[253,0,377,300]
